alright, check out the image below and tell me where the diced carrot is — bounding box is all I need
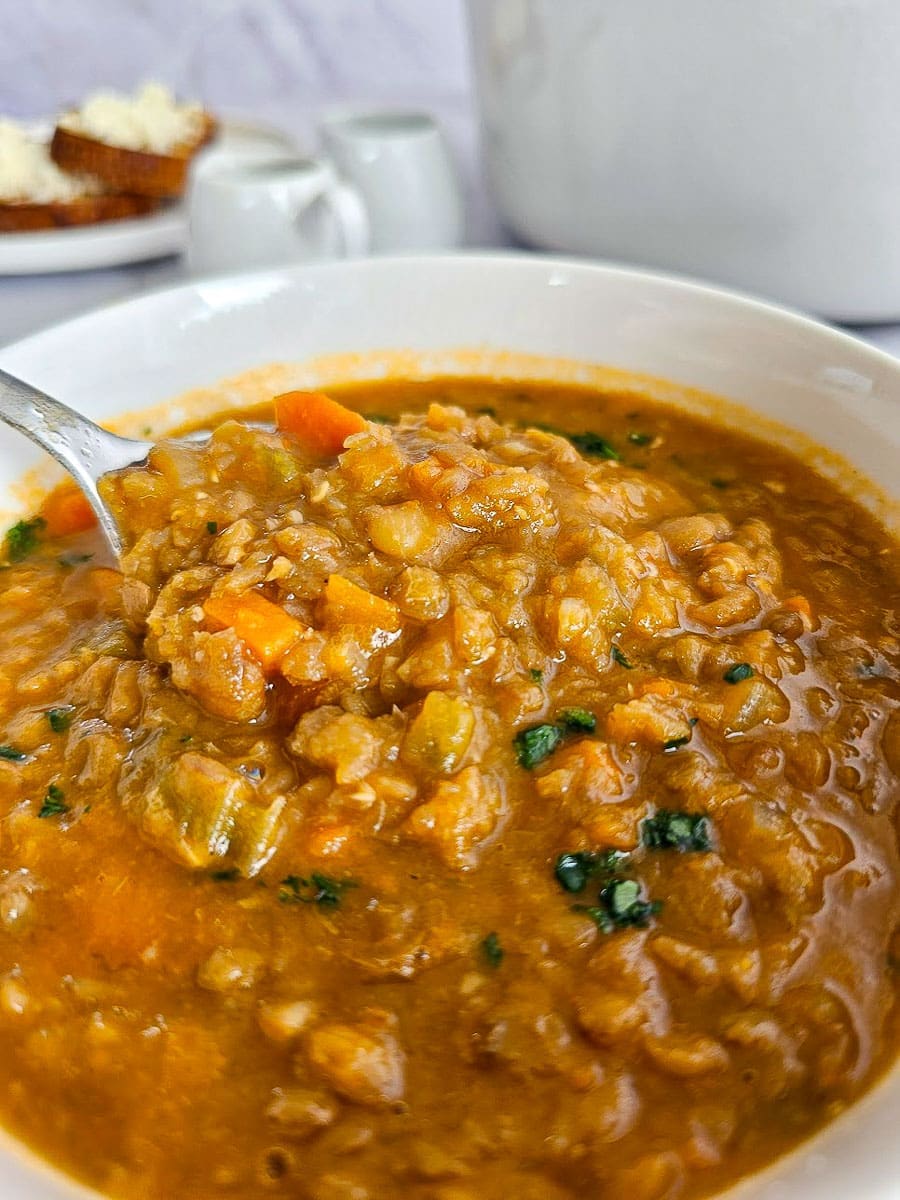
[307,824,355,858]
[204,591,306,671]
[322,574,401,632]
[39,481,96,537]
[783,595,812,617]
[639,678,678,698]
[273,390,367,456]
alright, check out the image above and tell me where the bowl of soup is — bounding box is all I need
[0,255,897,1200]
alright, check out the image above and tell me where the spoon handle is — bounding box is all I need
[0,367,152,559]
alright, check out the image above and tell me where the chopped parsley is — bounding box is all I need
[558,708,596,733]
[643,809,713,852]
[627,431,653,446]
[663,718,698,751]
[611,645,633,669]
[179,733,193,744]
[723,662,754,684]
[38,783,68,819]
[555,849,624,894]
[58,552,93,568]
[46,706,75,734]
[5,516,45,562]
[0,744,26,762]
[574,883,661,933]
[514,722,563,769]
[209,867,241,882]
[568,432,620,461]
[514,707,599,768]
[206,521,218,535]
[278,872,355,909]
[529,668,544,684]
[481,931,504,968]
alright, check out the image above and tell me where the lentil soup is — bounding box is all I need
[0,377,898,1200]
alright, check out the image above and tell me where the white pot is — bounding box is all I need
[467,0,900,321]
[0,255,897,1198]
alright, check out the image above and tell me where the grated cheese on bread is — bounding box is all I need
[58,83,206,156]
[0,119,103,204]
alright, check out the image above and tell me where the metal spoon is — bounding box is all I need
[0,367,153,561]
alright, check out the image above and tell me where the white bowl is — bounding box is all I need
[0,254,897,1199]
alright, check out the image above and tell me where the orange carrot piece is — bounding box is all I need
[204,591,306,671]
[783,595,812,617]
[307,824,355,858]
[322,574,401,632]
[273,390,367,456]
[39,481,96,537]
[639,678,678,698]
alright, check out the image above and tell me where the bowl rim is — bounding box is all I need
[0,250,898,1200]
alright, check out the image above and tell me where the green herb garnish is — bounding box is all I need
[514,723,564,769]
[206,521,218,535]
[46,706,74,734]
[568,432,620,461]
[723,662,754,684]
[278,872,355,909]
[38,783,68,819]
[573,878,662,932]
[481,931,504,968]
[628,432,653,446]
[555,849,624,894]
[0,745,26,761]
[557,708,597,733]
[611,645,633,669]
[529,668,544,684]
[663,718,697,751]
[5,516,45,562]
[643,809,712,852]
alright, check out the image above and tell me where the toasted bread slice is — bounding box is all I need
[50,115,216,200]
[0,192,161,232]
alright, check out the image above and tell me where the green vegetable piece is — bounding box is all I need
[557,707,597,733]
[572,904,615,934]
[643,809,712,852]
[278,872,355,908]
[481,931,504,968]
[611,646,633,669]
[209,867,241,882]
[555,849,623,893]
[529,668,544,683]
[0,745,26,762]
[723,662,754,684]
[514,722,564,769]
[568,432,620,461]
[628,432,653,446]
[46,706,75,734]
[5,516,45,563]
[38,783,68,819]
[206,521,218,535]
[600,878,662,929]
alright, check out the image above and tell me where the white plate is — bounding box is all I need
[0,255,897,1200]
[0,119,297,275]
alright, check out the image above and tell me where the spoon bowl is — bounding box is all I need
[0,367,153,560]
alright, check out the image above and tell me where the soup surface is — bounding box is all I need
[0,377,898,1200]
